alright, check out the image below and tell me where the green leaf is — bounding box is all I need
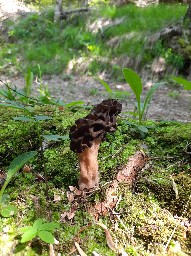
[2,194,10,204]
[38,222,60,231]
[0,204,17,217]
[33,218,44,229]
[42,135,69,141]
[98,78,112,93]
[38,230,54,244]
[172,76,191,90]
[7,151,37,180]
[24,69,33,97]
[0,99,31,112]
[122,68,142,103]
[137,125,148,133]
[0,151,37,204]
[65,101,84,108]
[0,102,27,111]
[21,227,38,243]
[34,115,53,121]
[19,226,33,233]
[13,116,34,122]
[141,82,161,120]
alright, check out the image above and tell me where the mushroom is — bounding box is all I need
[69,99,122,190]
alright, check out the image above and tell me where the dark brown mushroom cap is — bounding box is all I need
[69,99,122,153]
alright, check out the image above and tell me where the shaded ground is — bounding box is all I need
[1,74,191,122]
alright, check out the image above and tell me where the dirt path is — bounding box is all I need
[1,74,191,122]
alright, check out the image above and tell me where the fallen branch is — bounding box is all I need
[90,151,146,218]
[116,150,146,185]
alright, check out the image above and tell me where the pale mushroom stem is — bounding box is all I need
[77,138,101,190]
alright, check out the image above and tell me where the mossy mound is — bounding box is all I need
[0,107,191,255]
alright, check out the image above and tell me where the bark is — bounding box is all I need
[89,151,146,218]
[54,0,64,22]
[54,0,89,22]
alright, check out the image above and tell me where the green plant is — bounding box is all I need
[168,91,180,99]
[172,76,191,90]
[0,151,37,217]
[98,78,129,100]
[19,218,59,244]
[0,96,70,199]
[122,68,161,124]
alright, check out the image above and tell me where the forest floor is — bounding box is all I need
[1,74,191,122]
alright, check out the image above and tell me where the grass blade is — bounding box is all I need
[98,78,113,93]
[141,82,162,120]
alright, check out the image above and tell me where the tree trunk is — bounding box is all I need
[54,0,67,22]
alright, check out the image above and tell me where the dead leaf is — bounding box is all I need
[67,210,75,220]
[96,222,118,252]
[92,251,102,256]
[170,175,179,199]
[23,164,32,173]
[74,242,87,256]
[60,207,76,222]
[69,186,76,192]
[74,188,83,196]
[53,194,61,202]
[67,191,75,202]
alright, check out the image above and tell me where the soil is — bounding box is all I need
[1,0,191,123]
[1,74,191,122]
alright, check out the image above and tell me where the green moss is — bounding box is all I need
[1,108,191,255]
[113,186,185,255]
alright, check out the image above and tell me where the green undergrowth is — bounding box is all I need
[0,106,191,255]
[0,3,187,78]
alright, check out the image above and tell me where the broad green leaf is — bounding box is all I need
[33,218,44,229]
[0,151,37,204]
[172,76,191,90]
[7,151,37,180]
[34,115,53,121]
[38,230,54,244]
[122,68,142,103]
[21,227,38,243]
[0,204,17,217]
[19,226,33,233]
[98,78,112,93]
[38,222,60,231]
[137,125,148,133]
[13,116,34,122]
[141,83,161,120]
[42,135,69,141]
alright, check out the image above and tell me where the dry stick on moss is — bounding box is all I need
[164,194,191,251]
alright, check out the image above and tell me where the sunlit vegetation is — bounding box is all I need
[0,3,187,77]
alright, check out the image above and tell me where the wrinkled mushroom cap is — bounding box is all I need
[69,99,122,153]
